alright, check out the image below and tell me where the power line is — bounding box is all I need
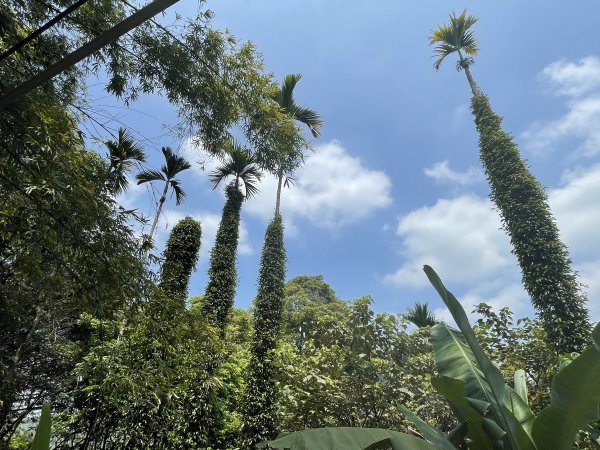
[0,0,91,63]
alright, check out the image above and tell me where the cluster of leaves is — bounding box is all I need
[159,216,202,302]
[264,267,600,450]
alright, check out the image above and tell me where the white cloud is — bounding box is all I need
[433,281,529,324]
[386,162,600,322]
[424,160,484,185]
[522,96,600,156]
[540,56,600,97]
[522,56,600,157]
[549,164,600,260]
[246,140,392,229]
[383,195,515,288]
[576,261,600,322]
[155,209,253,262]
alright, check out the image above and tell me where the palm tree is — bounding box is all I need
[406,302,437,328]
[429,11,590,353]
[429,10,480,95]
[240,214,285,448]
[209,141,262,199]
[201,141,262,331]
[105,127,146,195]
[136,147,191,240]
[273,74,323,214]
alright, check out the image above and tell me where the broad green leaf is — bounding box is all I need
[30,401,51,450]
[504,386,534,439]
[431,376,494,449]
[398,403,459,450]
[260,427,440,450]
[424,265,535,450]
[531,322,600,450]
[513,370,528,407]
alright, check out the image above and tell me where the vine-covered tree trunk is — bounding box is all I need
[201,183,244,331]
[471,93,590,353]
[159,217,202,303]
[240,214,286,448]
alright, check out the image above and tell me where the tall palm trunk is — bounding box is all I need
[470,92,590,353]
[149,182,169,239]
[274,167,284,215]
[457,49,479,95]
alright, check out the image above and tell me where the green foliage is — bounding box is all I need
[202,183,244,331]
[105,127,146,195]
[272,267,600,450]
[403,265,600,450]
[429,10,478,71]
[275,294,454,434]
[471,93,590,353]
[160,217,202,303]
[473,304,556,412]
[240,214,286,448]
[56,292,222,449]
[262,427,439,450]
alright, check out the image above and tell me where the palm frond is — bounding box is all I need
[161,147,192,179]
[278,73,302,110]
[210,140,262,199]
[136,169,165,184]
[170,180,187,205]
[429,10,479,70]
[291,106,323,138]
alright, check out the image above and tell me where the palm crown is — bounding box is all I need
[429,10,479,71]
[106,127,146,194]
[406,302,437,328]
[210,141,262,200]
[274,74,323,139]
[136,147,191,205]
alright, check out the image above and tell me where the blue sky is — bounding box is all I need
[87,0,600,321]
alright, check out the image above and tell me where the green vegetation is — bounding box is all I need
[240,214,286,448]
[202,143,261,332]
[429,11,590,353]
[1,3,597,450]
[159,217,202,303]
[264,266,600,450]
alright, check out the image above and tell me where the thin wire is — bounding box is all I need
[0,0,91,63]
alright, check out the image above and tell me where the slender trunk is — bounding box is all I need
[149,181,169,239]
[457,49,479,96]
[274,168,283,215]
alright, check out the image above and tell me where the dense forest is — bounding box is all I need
[1,2,599,449]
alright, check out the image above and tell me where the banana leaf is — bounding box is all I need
[424,265,535,450]
[430,376,494,449]
[259,427,440,450]
[531,322,600,450]
[398,403,459,450]
[30,401,51,450]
